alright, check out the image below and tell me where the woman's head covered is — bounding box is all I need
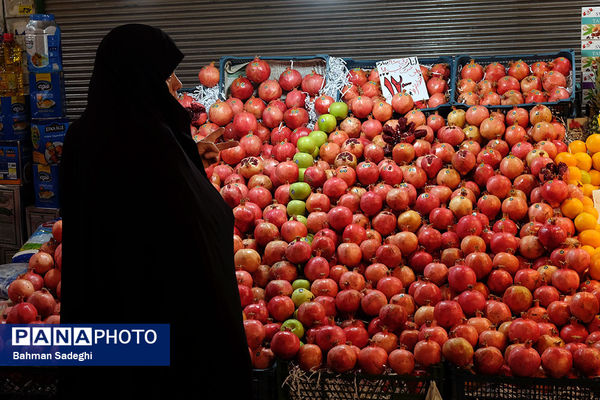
[86,24,183,110]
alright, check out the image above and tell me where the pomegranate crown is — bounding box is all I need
[539,161,568,182]
[382,117,427,155]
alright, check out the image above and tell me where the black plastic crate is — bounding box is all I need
[219,55,330,98]
[452,49,576,118]
[450,365,600,400]
[252,363,281,400]
[342,56,456,115]
[280,361,444,400]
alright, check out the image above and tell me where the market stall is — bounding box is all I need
[3,3,600,400]
[178,47,600,399]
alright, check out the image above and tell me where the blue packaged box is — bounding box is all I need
[31,118,68,165]
[32,163,59,208]
[0,96,29,141]
[0,140,32,185]
[29,72,65,119]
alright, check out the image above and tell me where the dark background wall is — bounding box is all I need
[45,0,598,119]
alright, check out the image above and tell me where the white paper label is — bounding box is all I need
[376,57,429,103]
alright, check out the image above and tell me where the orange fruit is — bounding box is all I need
[575,152,592,171]
[581,245,596,256]
[575,212,598,232]
[582,196,594,207]
[586,134,600,154]
[566,166,582,185]
[590,170,600,186]
[561,198,584,219]
[593,152,600,170]
[555,152,577,167]
[579,229,600,247]
[590,252,600,280]
[568,140,586,154]
[582,183,598,198]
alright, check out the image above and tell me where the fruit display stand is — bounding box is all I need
[453,50,576,118]
[184,52,600,400]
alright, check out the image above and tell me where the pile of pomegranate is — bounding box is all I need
[194,57,600,379]
[456,56,572,106]
[3,220,62,324]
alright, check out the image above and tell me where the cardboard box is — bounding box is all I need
[0,184,29,247]
[31,118,67,165]
[32,163,59,208]
[3,1,33,18]
[0,95,29,141]
[0,140,31,185]
[25,205,59,237]
[29,72,65,119]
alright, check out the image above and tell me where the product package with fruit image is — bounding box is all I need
[32,163,60,208]
[583,7,600,39]
[30,118,68,165]
[29,72,65,119]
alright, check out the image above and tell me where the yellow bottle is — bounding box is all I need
[2,33,24,96]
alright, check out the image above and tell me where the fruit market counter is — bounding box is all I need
[184,52,600,400]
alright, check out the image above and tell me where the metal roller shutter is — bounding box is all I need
[45,0,598,119]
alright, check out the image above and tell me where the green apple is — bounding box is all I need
[298,168,306,182]
[281,319,305,339]
[317,113,337,133]
[329,101,349,120]
[289,182,311,200]
[287,200,306,216]
[311,147,319,159]
[293,152,314,168]
[308,130,328,148]
[306,233,314,243]
[292,215,308,225]
[296,136,317,154]
[291,288,314,307]
[292,279,311,290]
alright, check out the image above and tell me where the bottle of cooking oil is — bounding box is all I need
[0,35,7,96]
[2,33,24,96]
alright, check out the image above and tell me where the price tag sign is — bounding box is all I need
[376,57,429,103]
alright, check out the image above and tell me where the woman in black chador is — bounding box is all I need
[60,24,251,399]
